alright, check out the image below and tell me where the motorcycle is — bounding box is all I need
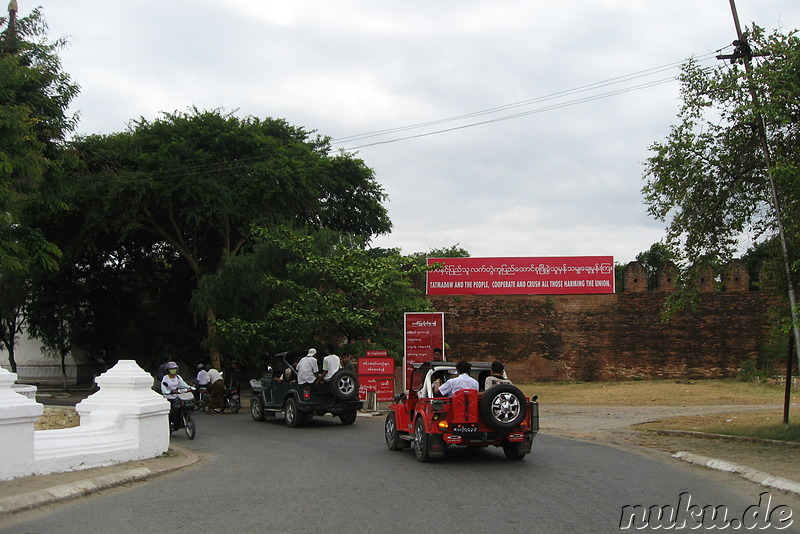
[166,387,196,439]
[195,384,210,413]
[223,385,241,414]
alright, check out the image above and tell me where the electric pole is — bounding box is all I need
[2,0,18,56]
[718,0,800,423]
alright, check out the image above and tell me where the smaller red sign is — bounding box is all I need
[358,356,394,377]
[359,376,396,402]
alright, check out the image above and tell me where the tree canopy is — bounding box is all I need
[0,6,77,373]
[60,108,392,368]
[200,227,434,365]
[0,6,76,273]
[643,27,800,277]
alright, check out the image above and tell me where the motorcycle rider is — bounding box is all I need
[161,362,192,428]
[194,363,210,404]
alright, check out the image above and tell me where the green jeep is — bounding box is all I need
[250,351,363,427]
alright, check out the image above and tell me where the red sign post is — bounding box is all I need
[403,312,445,391]
[427,256,615,295]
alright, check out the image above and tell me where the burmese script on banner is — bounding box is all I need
[426,256,615,295]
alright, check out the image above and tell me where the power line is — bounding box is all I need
[332,50,728,151]
[107,50,730,181]
[338,75,679,150]
[333,54,719,144]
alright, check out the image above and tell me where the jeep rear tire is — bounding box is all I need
[339,410,357,425]
[284,397,304,428]
[330,369,358,401]
[480,384,526,431]
[502,438,527,460]
[251,396,265,422]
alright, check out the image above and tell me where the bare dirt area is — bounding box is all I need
[542,403,800,483]
[34,407,79,430]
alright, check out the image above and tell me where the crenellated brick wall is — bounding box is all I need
[428,260,780,381]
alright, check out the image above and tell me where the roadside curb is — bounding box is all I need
[673,451,800,496]
[0,445,201,517]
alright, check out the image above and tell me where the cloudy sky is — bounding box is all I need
[32,1,800,264]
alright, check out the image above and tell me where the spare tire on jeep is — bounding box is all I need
[329,369,358,401]
[479,384,526,431]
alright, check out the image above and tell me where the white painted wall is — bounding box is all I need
[0,333,93,386]
[0,360,171,481]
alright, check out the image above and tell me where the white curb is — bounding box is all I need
[673,451,800,495]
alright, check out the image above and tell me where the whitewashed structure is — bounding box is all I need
[0,360,170,481]
[1,333,93,386]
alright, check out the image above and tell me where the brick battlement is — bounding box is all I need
[429,260,778,381]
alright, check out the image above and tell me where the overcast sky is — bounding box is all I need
[32,1,800,264]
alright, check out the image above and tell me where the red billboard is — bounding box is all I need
[358,352,393,376]
[426,256,615,295]
[403,312,444,390]
[358,377,395,402]
[357,351,396,403]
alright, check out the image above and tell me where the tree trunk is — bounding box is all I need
[206,307,221,370]
[6,348,16,374]
[60,347,69,392]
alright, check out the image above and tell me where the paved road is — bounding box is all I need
[3,411,799,533]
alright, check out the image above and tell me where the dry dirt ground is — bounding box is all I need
[34,407,79,431]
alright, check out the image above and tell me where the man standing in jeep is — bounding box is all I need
[433,360,479,396]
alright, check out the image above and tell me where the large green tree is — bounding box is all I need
[0,6,77,372]
[643,26,800,283]
[71,109,391,368]
[207,227,433,364]
[0,6,76,273]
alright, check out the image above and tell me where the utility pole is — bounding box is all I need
[2,0,18,55]
[718,0,800,423]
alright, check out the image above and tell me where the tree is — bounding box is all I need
[0,270,27,372]
[208,227,433,363]
[0,6,76,274]
[71,109,391,368]
[643,26,800,285]
[635,242,678,290]
[407,244,470,289]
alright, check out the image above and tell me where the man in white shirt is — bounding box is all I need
[296,348,321,385]
[322,351,341,382]
[433,361,479,396]
[195,364,210,387]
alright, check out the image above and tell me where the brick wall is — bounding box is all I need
[428,260,778,381]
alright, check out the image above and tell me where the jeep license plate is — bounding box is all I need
[452,423,478,434]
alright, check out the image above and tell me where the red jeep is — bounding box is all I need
[385,361,539,461]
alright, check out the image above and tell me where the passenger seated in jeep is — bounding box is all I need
[484,361,512,390]
[297,348,324,385]
[433,361,479,397]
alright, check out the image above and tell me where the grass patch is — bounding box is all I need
[517,379,793,406]
[634,409,800,442]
